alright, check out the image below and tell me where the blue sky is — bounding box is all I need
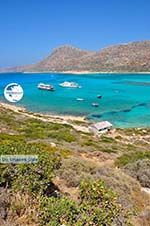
[0,0,150,67]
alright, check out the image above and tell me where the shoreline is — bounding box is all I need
[24,71,150,75]
[1,71,150,75]
[0,101,150,130]
[0,101,90,133]
[0,102,86,122]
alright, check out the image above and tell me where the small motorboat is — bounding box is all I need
[97,95,102,99]
[59,81,81,88]
[92,102,99,107]
[37,83,55,91]
[76,98,84,101]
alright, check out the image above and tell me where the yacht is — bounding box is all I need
[92,102,99,107]
[59,81,81,88]
[37,83,55,91]
[76,98,84,101]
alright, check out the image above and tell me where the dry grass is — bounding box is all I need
[9,192,39,226]
[131,207,150,226]
[123,159,150,188]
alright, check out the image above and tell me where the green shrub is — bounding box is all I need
[39,196,79,226]
[39,179,123,226]
[115,151,150,167]
[19,118,76,142]
[48,130,76,142]
[12,152,60,195]
[0,133,25,142]
[0,141,61,195]
[78,179,121,225]
[100,136,115,143]
[81,138,96,146]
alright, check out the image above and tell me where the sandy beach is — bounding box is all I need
[22,71,150,75]
[0,101,90,133]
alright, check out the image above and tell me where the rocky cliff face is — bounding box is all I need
[1,41,150,72]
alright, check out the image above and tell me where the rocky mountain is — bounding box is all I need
[1,41,150,73]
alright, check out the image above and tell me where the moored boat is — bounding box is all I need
[59,81,81,88]
[76,98,84,101]
[37,83,55,91]
[92,102,99,107]
[97,95,102,99]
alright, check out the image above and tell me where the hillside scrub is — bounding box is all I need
[0,141,61,195]
[123,159,150,188]
[0,106,150,225]
[57,157,146,212]
[39,179,127,226]
[115,151,150,167]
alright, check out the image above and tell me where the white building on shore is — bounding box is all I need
[89,121,113,134]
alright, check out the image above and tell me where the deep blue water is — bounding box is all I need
[0,72,150,128]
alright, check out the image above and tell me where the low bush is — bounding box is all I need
[39,179,124,226]
[115,151,150,167]
[57,157,96,187]
[48,130,76,142]
[100,136,115,143]
[39,196,79,226]
[92,166,145,212]
[123,159,150,188]
[57,157,145,212]
[0,133,25,142]
[0,141,61,195]
[19,118,76,142]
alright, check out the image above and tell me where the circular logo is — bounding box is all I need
[4,83,24,103]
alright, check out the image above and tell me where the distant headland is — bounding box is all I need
[1,40,150,73]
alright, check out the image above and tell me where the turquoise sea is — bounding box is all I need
[0,73,150,128]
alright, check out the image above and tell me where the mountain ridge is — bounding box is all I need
[1,40,150,73]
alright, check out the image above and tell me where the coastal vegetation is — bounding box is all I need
[0,105,150,225]
[115,151,150,167]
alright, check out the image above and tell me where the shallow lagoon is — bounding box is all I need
[0,73,150,128]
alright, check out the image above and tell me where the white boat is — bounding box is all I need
[37,83,55,91]
[92,102,99,107]
[59,81,81,88]
[76,98,84,101]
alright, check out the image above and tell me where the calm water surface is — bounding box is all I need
[0,73,150,128]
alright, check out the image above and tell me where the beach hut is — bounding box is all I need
[89,121,113,134]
